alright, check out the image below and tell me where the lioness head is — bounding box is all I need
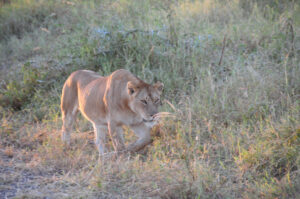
[127,80,164,127]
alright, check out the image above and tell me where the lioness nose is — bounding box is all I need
[150,107,158,117]
[150,111,157,117]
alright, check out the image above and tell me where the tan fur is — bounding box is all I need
[61,69,163,155]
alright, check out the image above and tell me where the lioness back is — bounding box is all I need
[61,70,102,116]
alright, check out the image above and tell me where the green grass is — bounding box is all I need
[0,0,299,198]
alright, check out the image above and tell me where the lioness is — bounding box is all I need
[61,69,163,155]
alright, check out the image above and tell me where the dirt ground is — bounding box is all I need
[0,149,59,199]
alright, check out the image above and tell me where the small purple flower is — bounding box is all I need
[150,29,154,36]
[94,27,109,38]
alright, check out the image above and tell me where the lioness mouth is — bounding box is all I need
[143,119,154,123]
[142,112,174,123]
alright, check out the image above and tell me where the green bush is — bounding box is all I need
[0,62,40,110]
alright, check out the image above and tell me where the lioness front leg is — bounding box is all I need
[108,122,126,153]
[127,124,152,153]
[93,124,107,155]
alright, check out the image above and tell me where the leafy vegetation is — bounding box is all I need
[0,0,299,198]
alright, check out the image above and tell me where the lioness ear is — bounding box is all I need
[127,81,137,95]
[154,81,164,93]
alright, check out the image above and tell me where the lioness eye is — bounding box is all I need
[154,99,160,104]
[141,100,147,105]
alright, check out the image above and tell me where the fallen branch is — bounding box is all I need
[154,112,175,119]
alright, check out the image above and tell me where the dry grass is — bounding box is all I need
[0,0,300,198]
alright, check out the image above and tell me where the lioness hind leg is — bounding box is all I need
[61,110,77,145]
[93,124,108,155]
[61,98,78,145]
[61,78,78,145]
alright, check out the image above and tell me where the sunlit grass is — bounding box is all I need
[0,0,299,198]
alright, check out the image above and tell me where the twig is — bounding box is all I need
[287,19,295,56]
[163,99,178,112]
[154,112,175,118]
[218,35,227,66]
